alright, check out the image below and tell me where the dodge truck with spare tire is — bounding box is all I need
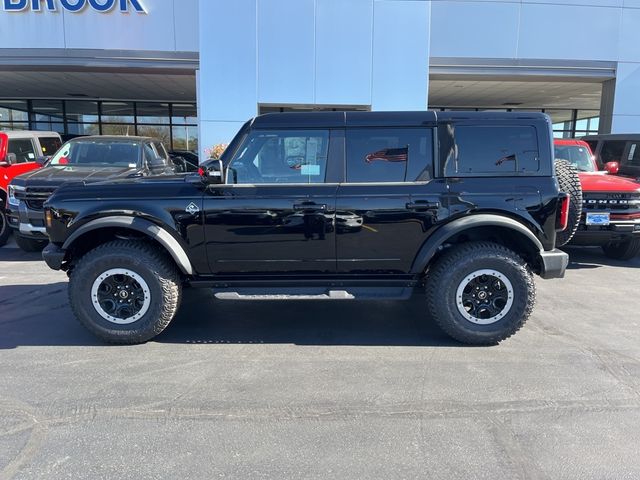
[42,111,570,345]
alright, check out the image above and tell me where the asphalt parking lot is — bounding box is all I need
[1,239,639,480]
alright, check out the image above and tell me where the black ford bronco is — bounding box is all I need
[42,111,570,345]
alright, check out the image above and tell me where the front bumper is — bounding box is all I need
[42,243,66,271]
[571,220,640,246]
[539,249,569,279]
[6,202,48,239]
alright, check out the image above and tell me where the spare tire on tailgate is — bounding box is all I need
[554,159,583,247]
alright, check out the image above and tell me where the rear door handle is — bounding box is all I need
[406,201,440,211]
[293,202,328,212]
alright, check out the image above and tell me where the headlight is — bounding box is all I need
[8,184,24,207]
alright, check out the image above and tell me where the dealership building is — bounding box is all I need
[1,0,640,156]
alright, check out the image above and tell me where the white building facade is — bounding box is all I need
[1,0,639,156]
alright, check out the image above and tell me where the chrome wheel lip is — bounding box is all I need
[91,268,151,325]
[455,269,514,325]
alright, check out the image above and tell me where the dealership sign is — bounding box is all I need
[2,0,146,13]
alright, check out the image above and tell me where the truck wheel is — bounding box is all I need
[602,237,640,260]
[425,242,536,345]
[0,210,10,247]
[68,240,182,344]
[554,159,582,247]
[15,234,48,252]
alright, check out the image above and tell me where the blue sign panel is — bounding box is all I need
[2,0,146,13]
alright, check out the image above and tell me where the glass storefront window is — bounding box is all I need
[0,101,29,127]
[171,103,197,125]
[66,123,100,136]
[33,122,65,133]
[101,124,135,136]
[137,102,170,124]
[66,101,99,123]
[171,125,198,151]
[0,122,29,131]
[101,102,135,123]
[137,125,171,148]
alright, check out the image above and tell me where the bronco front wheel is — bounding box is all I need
[425,242,536,345]
[69,240,182,344]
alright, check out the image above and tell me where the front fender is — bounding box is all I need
[62,216,194,275]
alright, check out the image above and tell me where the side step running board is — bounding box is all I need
[212,286,415,301]
[215,290,355,301]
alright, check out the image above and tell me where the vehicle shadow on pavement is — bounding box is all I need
[157,289,460,347]
[0,282,104,349]
[563,246,640,270]
[0,246,44,262]
[0,284,459,348]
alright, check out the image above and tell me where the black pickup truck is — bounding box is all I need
[6,135,174,252]
[42,111,570,345]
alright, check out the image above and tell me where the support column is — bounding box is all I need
[371,0,431,111]
[599,79,615,134]
[197,0,258,157]
[610,62,640,133]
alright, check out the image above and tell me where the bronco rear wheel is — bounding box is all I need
[425,242,536,345]
[602,237,640,260]
[554,159,582,247]
[69,240,182,344]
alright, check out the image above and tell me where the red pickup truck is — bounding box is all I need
[0,131,62,246]
[555,138,640,260]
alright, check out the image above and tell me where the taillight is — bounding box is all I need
[556,193,570,231]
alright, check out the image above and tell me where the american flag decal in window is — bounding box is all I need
[365,147,408,164]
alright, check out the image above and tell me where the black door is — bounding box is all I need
[335,127,446,274]
[204,128,338,274]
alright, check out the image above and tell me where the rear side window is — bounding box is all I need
[599,141,626,164]
[38,137,62,156]
[345,128,433,183]
[443,125,539,176]
[7,139,36,163]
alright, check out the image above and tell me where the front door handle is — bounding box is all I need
[406,201,440,211]
[293,202,328,212]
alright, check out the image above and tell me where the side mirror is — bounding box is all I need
[199,159,224,184]
[604,161,620,175]
[35,155,49,166]
[0,132,8,165]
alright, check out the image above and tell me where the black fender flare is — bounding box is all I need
[62,216,194,275]
[410,214,544,274]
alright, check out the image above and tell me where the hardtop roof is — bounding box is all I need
[251,110,550,129]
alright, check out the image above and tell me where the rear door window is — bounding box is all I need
[442,125,539,176]
[8,138,36,163]
[345,128,433,183]
[599,141,627,164]
[38,137,62,156]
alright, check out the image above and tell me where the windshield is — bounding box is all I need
[50,140,141,167]
[554,145,596,172]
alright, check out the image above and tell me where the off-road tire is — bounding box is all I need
[15,234,48,252]
[554,159,582,247]
[68,240,182,344]
[0,210,10,247]
[602,237,640,260]
[425,242,536,345]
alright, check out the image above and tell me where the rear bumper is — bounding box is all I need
[539,249,569,279]
[42,243,66,271]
